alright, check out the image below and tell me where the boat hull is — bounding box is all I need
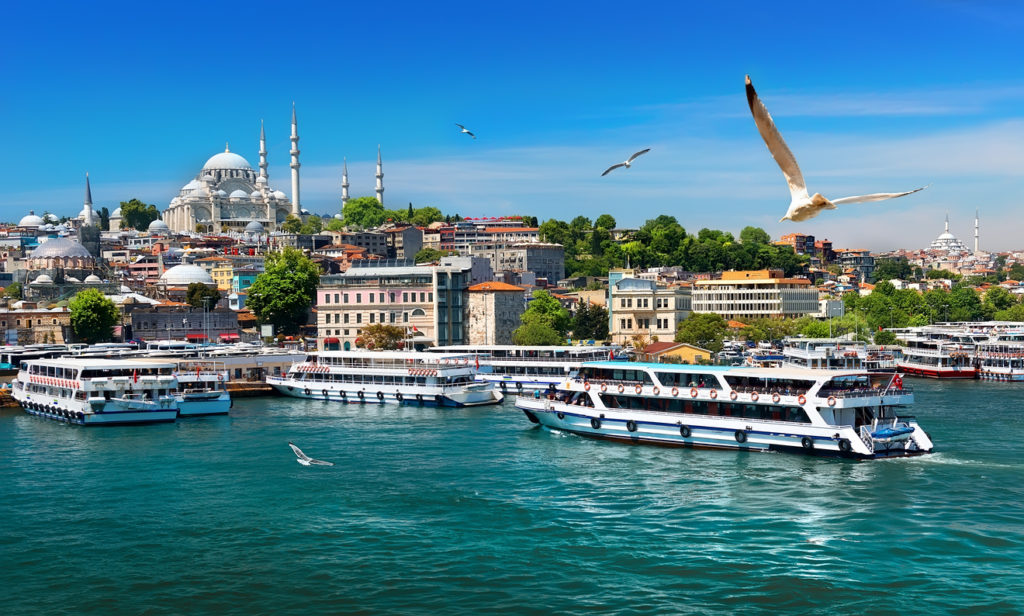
[176,391,232,416]
[17,397,177,426]
[267,378,503,407]
[515,397,931,459]
[897,363,976,379]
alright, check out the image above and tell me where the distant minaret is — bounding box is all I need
[341,157,350,206]
[375,145,384,205]
[82,172,95,227]
[290,103,301,216]
[975,209,980,253]
[259,119,268,181]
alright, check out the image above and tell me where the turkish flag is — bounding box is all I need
[475,355,479,370]
[133,369,138,383]
[412,326,418,332]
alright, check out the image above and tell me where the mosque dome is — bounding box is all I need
[30,237,92,259]
[148,219,170,234]
[66,276,81,283]
[160,264,214,286]
[229,189,249,200]
[84,274,102,283]
[334,213,344,220]
[19,211,45,227]
[250,190,262,199]
[216,189,228,198]
[111,207,122,217]
[43,213,59,223]
[203,150,252,171]
[272,190,287,200]
[244,221,265,234]
[201,173,215,182]
[31,274,54,285]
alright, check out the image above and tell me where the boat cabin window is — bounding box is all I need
[598,395,810,423]
[578,367,652,385]
[723,376,813,395]
[654,371,722,389]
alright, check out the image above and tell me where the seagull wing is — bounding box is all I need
[831,186,928,205]
[288,442,311,462]
[308,458,334,466]
[745,75,808,200]
[455,123,466,129]
[465,130,476,139]
[626,148,651,164]
[602,163,626,176]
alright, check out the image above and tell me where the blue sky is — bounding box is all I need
[2,0,1023,250]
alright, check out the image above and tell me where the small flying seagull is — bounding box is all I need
[745,75,927,222]
[601,148,650,176]
[455,123,476,139]
[288,442,334,466]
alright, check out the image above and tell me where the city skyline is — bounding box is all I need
[2,1,1023,251]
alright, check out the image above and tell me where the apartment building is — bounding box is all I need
[692,269,819,319]
[608,277,692,345]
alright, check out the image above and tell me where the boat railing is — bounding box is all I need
[818,386,913,399]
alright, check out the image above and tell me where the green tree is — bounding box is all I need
[948,286,983,322]
[69,288,118,344]
[343,196,387,228]
[595,214,616,230]
[571,301,609,341]
[357,324,407,350]
[874,330,898,346]
[414,248,455,263]
[926,269,961,281]
[512,321,564,345]
[874,280,896,296]
[281,215,302,233]
[739,226,771,245]
[4,281,22,299]
[98,206,110,231]
[521,290,572,335]
[411,206,444,227]
[995,303,1024,321]
[325,218,345,231]
[873,257,914,282]
[118,199,160,230]
[185,283,222,309]
[984,287,1016,313]
[298,215,323,235]
[246,247,321,335]
[538,219,570,245]
[675,313,729,353]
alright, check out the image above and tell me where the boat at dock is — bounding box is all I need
[893,327,977,379]
[782,337,898,373]
[514,361,932,459]
[426,345,619,392]
[169,359,231,416]
[976,330,1024,381]
[267,351,504,407]
[12,358,180,425]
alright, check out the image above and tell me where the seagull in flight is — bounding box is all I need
[745,75,927,222]
[601,149,650,176]
[455,123,476,139]
[288,442,334,466]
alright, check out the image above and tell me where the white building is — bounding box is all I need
[692,269,819,320]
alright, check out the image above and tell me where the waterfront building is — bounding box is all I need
[129,307,240,343]
[692,269,819,320]
[0,307,72,344]
[316,258,475,350]
[608,277,692,345]
[469,241,565,285]
[467,281,525,345]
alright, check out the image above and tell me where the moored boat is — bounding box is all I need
[514,361,932,459]
[12,358,179,425]
[169,359,231,416]
[426,344,619,393]
[267,350,503,407]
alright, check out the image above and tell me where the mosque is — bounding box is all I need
[161,105,386,234]
[928,212,977,254]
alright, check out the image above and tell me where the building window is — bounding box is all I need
[379,293,384,303]
[343,293,349,304]
[390,292,396,302]
[344,313,349,324]
[356,314,362,323]
[334,313,340,324]
[356,293,362,303]
[420,292,426,302]
[370,313,375,323]
[380,313,385,323]
[429,293,433,302]
[404,312,409,323]
[403,292,408,302]
[334,293,339,304]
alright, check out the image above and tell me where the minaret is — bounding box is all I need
[259,119,268,181]
[290,103,301,216]
[944,213,949,234]
[341,157,350,206]
[82,172,95,227]
[375,144,384,205]
[975,209,980,253]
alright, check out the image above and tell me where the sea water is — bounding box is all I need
[2,380,1022,615]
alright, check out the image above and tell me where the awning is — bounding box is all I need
[219,333,240,341]
[186,333,208,340]
[324,337,340,344]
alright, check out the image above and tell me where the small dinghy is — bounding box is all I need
[871,425,916,443]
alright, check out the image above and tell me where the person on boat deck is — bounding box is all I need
[534,390,541,399]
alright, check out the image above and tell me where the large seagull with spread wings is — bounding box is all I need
[745,75,927,222]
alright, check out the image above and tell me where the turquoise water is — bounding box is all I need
[2,380,1023,615]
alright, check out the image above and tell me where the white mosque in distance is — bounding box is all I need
[159,104,383,234]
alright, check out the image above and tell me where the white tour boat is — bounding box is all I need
[893,327,976,379]
[12,358,180,425]
[267,351,503,407]
[514,361,932,459]
[169,359,232,416]
[427,345,619,393]
[977,330,1024,381]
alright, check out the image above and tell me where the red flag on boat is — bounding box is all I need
[475,355,479,370]
[133,368,138,383]
[608,350,614,360]
[894,374,903,390]
[412,326,418,332]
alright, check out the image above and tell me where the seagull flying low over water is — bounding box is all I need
[601,149,650,176]
[745,75,927,222]
[455,123,476,139]
[288,442,334,466]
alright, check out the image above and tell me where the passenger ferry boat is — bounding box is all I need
[267,351,503,407]
[427,345,619,392]
[976,331,1024,381]
[12,358,180,425]
[169,359,231,416]
[894,327,976,379]
[514,361,932,459]
[782,337,866,371]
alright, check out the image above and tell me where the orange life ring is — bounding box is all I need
[671,387,679,397]
[772,393,780,403]
[601,383,608,393]
[690,388,698,398]
[618,384,625,393]
[751,391,760,402]
[652,386,660,395]
[729,390,738,401]
[584,383,591,391]
[827,396,837,407]
[635,384,642,394]
[709,389,717,399]
[797,395,807,405]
